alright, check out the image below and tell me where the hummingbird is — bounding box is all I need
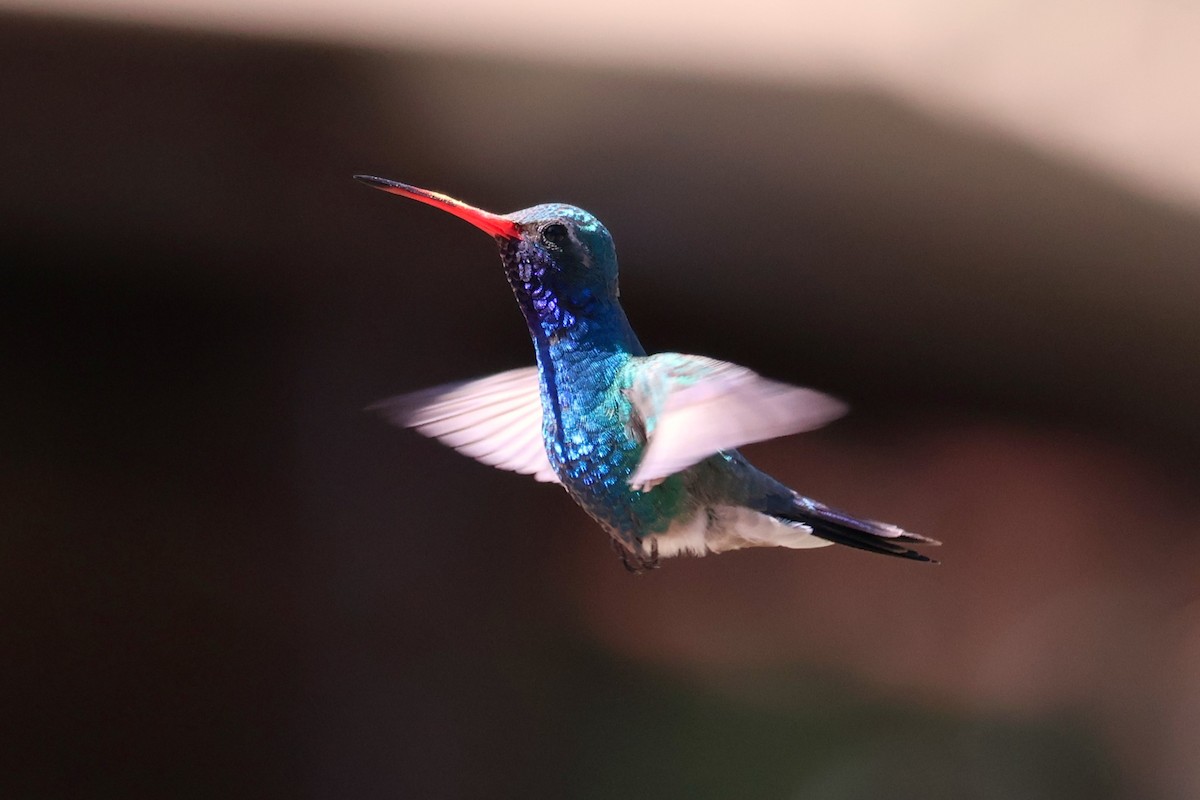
[357,175,939,571]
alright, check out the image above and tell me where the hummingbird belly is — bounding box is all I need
[645,503,831,558]
[551,420,828,558]
[546,407,696,547]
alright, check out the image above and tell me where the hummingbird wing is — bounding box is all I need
[625,354,847,490]
[370,367,559,483]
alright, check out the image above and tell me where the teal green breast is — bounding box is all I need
[545,389,693,542]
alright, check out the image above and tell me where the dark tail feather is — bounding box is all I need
[769,495,940,563]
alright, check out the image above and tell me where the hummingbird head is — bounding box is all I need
[355,176,622,339]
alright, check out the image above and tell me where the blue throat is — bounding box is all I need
[497,233,644,373]
[496,234,646,482]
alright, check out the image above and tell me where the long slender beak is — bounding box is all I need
[354,175,521,240]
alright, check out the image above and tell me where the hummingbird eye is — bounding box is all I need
[540,223,570,250]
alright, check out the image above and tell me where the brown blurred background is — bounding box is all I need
[3,4,1200,799]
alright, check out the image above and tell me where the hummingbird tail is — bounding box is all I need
[769,495,940,563]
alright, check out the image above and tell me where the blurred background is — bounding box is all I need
[4,2,1200,798]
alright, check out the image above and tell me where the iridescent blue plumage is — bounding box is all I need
[358,175,939,570]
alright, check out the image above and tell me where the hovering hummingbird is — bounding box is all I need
[357,175,939,571]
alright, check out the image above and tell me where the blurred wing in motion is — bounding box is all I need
[624,353,848,490]
[370,366,559,483]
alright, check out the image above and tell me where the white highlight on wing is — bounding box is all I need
[370,366,559,483]
[626,354,848,490]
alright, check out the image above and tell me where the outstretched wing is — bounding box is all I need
[370,366,559,483]
[624,354,847,490]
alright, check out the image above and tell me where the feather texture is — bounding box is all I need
[370,367,559,483]
[624,354,847,490]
